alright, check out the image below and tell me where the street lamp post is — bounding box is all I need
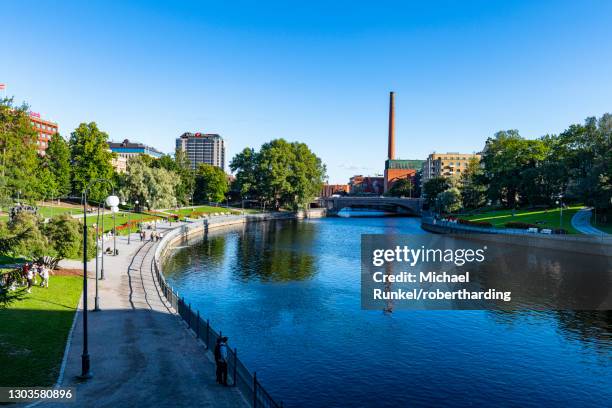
[79,179,117,379]
[93,202,102,311]
[123,201,131,245]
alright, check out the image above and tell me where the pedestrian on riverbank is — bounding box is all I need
[219,337,229,386]
[214,337,223,384]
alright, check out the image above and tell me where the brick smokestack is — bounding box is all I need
[388,91,395,160]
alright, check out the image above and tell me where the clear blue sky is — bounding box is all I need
[2,0,612,183]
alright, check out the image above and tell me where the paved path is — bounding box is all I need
[38,222,247,408]
[571,207,609,236]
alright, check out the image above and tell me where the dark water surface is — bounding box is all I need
[163,218,612,407]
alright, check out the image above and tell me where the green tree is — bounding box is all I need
[0,98,40,203]
[121,155,179,209]
[36,157,59,202]
[230,147,260,199]
[194,164,229,203]
[45,133,71,197]
[69,122,115,202]
[481,130,548,207]
[44,214,84,260]
[287,141,326,209]
[459,157,487,209]
[386,178,414,197]
[437,188,462,213]
[422,176,453,206]
[5,212,47,259]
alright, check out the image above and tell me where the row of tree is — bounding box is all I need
[1,98,326,212]
[423,113,612,215]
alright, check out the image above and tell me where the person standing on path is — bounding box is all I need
[214,337,223,384]
[219,337,229,386]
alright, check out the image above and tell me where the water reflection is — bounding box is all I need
[163,218,612,407]
[232,220,317,282]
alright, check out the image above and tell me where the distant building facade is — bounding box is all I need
[29,112,58,156]
[349,175,385,195]
[320,184,350,197]
[176,132,225,170]
[421,152,481,183]
[111,154,128,173]
[108,139,164,160]
[384,159,422,193]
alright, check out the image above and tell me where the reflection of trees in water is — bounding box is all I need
[233,220,317,282]
[163,235,227,279]
[554,311,612,351]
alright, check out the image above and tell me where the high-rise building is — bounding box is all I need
[421,152,481,183]
[176,132,225,170]
[29,112,58,156]
[108,139,164,160]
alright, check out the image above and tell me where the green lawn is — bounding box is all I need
[37,205,78,218]
[461,205,583,234]
[0,275,82,387]
[170,206,232,217]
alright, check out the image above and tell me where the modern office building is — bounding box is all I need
[176,132,225,170]
[29,112,58,156]
[421,152,481,183]
[108,139,164,160]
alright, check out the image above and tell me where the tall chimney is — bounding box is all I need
[388,91,395,160]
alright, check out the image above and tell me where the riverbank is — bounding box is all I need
[421,216,612,256]
[33,218,248,408]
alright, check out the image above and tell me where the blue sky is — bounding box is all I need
[2,0,612,183]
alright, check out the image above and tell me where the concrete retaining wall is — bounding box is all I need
[422,220,612,257]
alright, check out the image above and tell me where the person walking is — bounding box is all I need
[40,266,49,288]
[26,265,34,293]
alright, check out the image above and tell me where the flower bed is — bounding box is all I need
[457,218,493,227]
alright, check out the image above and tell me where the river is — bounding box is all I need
[162,217,612,407]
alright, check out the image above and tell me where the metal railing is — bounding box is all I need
[153,214,287,408]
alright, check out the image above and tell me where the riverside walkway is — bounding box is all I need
[571,207,609,236]
[37,221,248,408]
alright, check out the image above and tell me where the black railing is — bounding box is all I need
[153,249,283,408]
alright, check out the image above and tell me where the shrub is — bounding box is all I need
[505,221,538,229]
[457,219,493,227]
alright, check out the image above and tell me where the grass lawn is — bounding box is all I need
[37,206,78,218]
[461,205,583,234]
[0,275,82,387]
[170,206,232,217]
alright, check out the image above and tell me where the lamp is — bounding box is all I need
[106,195,119,208]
